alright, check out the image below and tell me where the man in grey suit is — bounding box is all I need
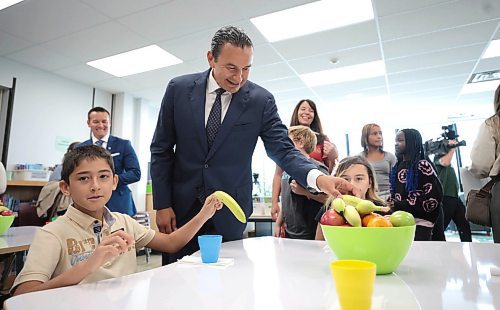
[151,26,358,264]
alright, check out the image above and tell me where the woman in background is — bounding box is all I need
[359,123,396,200]
[470,84,500,242]
[270,99,338,220]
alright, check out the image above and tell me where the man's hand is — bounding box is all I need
[156,208,177,234]
[316,175,361,197]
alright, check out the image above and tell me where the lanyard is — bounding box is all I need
[93,220,102,244]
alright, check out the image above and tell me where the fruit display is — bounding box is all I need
[320,195,415,228]
[320,195,417,274]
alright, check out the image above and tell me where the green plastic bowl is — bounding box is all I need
[0,216,15,236]
[321,224,416,275]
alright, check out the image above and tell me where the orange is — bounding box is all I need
[366,216,393,227]
[362,213,382,227]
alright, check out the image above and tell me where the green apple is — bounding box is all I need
[389,211,415,227]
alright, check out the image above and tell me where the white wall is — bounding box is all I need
[0,57,97,169]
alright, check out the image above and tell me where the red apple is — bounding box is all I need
[1,210,13,216]
[320,209,345,226]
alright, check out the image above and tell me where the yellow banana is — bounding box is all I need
[341,195,362,207]
[343,205,362,227]
[355,200,390,216]
[213,191,247,223]
[331,197,345,213]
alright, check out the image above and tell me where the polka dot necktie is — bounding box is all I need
[206,88,225,149]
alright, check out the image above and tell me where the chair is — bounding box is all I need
[459,167,490,233]
[132,211,151,263]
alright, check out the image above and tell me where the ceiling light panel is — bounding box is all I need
[250,0,374,42]
[87,45,182,77]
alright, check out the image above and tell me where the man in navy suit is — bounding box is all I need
[80,107,141,216]
[151,26,358,264]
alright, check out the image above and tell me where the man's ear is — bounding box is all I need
[112,174,118,190]
[59,180,70,196]
[207,51,215,68]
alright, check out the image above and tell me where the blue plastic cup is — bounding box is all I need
[198,235,222,263]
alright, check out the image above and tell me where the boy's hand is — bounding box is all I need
[86,230,135,272]
[199,194,223,219]
[290,180,309,197]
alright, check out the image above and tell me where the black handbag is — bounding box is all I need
[466,177,499,227]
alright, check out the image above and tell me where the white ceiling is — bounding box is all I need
[0,0,499,110]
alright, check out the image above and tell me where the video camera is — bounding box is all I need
[424,125,466,156]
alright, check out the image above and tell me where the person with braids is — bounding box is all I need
[389,129,443,241]
[150,26,359,264]
[470,84,500,242]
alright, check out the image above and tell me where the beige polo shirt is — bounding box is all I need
[12,205,155,290]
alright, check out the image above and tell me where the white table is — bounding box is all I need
[5,237,500,309]
[0,226,39,255]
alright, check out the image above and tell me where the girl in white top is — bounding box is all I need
[359,123,397,200]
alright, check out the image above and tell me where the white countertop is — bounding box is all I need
[5,237,500,309]
[0,226,39,255]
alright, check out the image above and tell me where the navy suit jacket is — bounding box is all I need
[150,70,317,240]
[79,136,141,216]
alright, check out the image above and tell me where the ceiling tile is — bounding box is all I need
[374,0,453,17]
[379,0,500,41]
[39,21,151,62]
[271,20,379,60]
[0,0,109,43]
[80,0,174,19]
[383,21,498,59]
[0,30,32,56]
[388,60,476,85]
[288,44,381,74]
[250,62,296,82]
[6,46,78,71]
[54,64,114,84]
[385,43,485,74]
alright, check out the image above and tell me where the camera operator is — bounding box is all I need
[433,140,472,242]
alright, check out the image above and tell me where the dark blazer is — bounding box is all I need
[150,69,317,240]
[79,135,141,216]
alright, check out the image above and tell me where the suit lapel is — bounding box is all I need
[190,71,210,154]
[106,135,115,153]
[206,84,249,160]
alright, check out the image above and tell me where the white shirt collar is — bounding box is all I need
[207,69,227,95]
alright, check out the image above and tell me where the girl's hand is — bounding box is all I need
[200,194,223,219]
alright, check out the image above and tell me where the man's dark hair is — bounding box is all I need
[61,145,115,184]
[87,106,110,120]
[211,26,253,60]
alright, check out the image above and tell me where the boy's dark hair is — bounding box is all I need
[87,106,110,120]
[211,26,253,61]
[61,145,115,184]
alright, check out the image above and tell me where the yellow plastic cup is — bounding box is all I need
[330,260,376,310]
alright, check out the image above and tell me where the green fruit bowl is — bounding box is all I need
[321,224,416,275]
[0,216,15,236]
